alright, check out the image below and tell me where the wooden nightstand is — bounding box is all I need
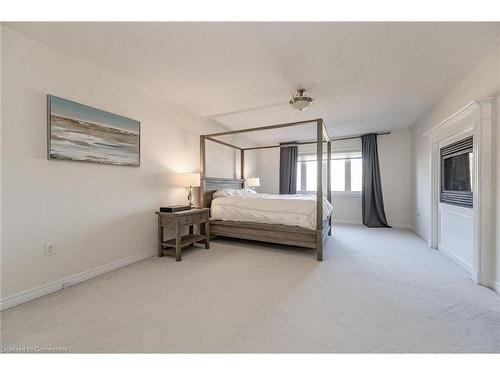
[156,208,210,261]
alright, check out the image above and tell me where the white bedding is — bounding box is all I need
[210,192,333,230]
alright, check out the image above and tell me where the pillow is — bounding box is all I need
[239,188,257,196]
[213,188,257,198]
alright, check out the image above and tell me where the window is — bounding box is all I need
[331,159,345,191]
[350,158,362,192]
[296,151,362,193]
[305,161,317,191]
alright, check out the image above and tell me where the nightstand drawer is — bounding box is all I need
[193,211,209,224]
[160,216,176,227]
[180,215,195,225]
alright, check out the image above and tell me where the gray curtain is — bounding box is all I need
[279,143,298,194]
[361,134,391,228]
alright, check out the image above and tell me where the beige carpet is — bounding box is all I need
[1,224,499,353]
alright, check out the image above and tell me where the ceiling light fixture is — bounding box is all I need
[289,88,313,111]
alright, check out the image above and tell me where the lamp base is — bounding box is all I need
[187,186,193,208]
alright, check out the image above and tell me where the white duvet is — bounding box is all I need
[211,192,333,230]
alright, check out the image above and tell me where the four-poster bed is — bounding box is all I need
[200,118,332,261]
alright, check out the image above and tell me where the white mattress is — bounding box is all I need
[210,193,333,230]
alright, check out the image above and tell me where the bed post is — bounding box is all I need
[316,120,323,261]
[327,139,332,235]
[200,135,206,208]
[241,149,245,180]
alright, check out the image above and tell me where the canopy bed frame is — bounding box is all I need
[200,118,332,261]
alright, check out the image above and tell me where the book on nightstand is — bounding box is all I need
[160,205,191,213]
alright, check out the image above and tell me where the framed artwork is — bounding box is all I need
[47,95,140,166]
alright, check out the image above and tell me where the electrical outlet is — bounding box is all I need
[44,244,56,257]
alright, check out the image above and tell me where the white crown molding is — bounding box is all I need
[423,97,494,137]
[0,248,156,311]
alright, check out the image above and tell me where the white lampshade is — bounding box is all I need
[289,97,313,111]
[289,89,313,111]
[177,173,200,187]
[246,177,260,187]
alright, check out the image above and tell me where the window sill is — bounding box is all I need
[297,191,362,197]
[332,191,362,197]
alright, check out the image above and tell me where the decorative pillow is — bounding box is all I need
[213,188,257,198]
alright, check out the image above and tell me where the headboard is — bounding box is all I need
[201,177,244,208]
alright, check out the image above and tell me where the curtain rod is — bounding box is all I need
[242,131,391,151]
[331,131,391,142]
[244,140,322,151]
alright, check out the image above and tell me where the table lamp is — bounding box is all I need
[246,177,260,190]
[178,173,200,207]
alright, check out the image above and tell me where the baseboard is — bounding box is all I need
[0,248,157,311]
[438,244,476,278]
[389,222,411,229]
[332,219,362,225]
[491,280,500,294]
[333,220,410,229]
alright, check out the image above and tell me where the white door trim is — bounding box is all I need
[423,98,494,287]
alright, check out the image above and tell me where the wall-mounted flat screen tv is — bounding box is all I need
[440,136,473,208]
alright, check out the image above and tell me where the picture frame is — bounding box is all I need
[47,95,141,167]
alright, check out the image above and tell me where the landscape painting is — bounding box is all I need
[48,95,140,166]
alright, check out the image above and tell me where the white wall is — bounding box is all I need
[378,130,411,228]
[257,148,280,194]
[439,203,474,271]
[410,44,500,289]
[256,129,411,228]
[0,28,244,299]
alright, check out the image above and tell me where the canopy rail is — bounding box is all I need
[203,118,323,138]
[200,117,330,198]
[240,131,391,151]
[205,135,242,150]
[206,130,390,152]
[244,140,328,151]
[201,119,330,182]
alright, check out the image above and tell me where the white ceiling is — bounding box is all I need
[6,22,500,145]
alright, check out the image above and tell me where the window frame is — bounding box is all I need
[296,154,362,195]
